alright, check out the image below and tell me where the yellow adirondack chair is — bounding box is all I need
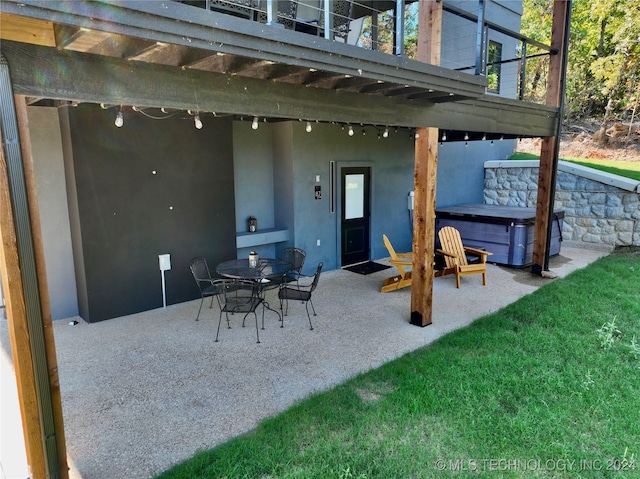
[380,234,413,293]
[437,226,493,288]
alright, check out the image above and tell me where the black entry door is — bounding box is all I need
[341,167,370,266]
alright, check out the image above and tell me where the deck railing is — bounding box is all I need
[175,0,553,104]
[175,0,406,46]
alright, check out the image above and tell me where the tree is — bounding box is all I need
[358,3,418,58]
[588,0,640,139]
[521,0,640,130]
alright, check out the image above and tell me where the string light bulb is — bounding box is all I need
[251,116,259,130]
[383,127,389,138]
[441,131,447,142]
[348,125,354,136]
[415,130,420,139]
[114,108,124,128]
[306,121,312,133]
[464,132,469,141]
[194,114,203,130]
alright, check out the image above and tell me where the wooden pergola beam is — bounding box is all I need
[532,0,572,274]
[0,40,558,137]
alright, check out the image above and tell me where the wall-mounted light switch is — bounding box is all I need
[315,175,320,182]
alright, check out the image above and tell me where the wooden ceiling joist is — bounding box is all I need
[329,76,383,91]
[129,42,186,65]
[54,25,111,53]
[357,82,395,94]
[426,93,468,104]
[383,86,425,97]
[126,41,170,61]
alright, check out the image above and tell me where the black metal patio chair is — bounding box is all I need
[216,279,265,343]
[278,261,323,330]
[258,246,306,294]
[189,257,225,320]
[281,247,306,276]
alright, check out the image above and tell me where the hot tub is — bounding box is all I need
[435,204,564,268]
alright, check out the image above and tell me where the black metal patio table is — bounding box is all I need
[216,258,293,281]
[216,258,294,322]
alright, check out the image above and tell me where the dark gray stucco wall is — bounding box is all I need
[258,122,513,273]
[62,105,236,322]
[288,122,416,271]
[233,119,278,258]
[272,122,295,255]
[279,122,517,270]
[436,138,517,208]
[28,106,79,320]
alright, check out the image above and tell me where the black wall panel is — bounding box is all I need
[67,105,236,322]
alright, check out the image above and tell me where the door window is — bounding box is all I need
[344,174,364,219]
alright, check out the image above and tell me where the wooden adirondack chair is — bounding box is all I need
[437,226,493,288]
[380,234,413,293]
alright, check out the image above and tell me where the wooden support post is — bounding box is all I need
[532,0,571,274]
[0,130,48,479]
[410,127,438,327]
[15,93,69,479]
[0,65,69,478]
[410,0,442,327]
[417,0,442,66]
[532,134,557,272]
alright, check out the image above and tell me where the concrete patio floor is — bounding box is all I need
[1,241,612,479]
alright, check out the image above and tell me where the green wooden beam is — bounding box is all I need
[1,40,557,136]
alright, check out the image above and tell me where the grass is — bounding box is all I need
[509,152,640,181]
[157,247,640,479]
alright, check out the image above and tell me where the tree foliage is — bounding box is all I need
[358,3,418,58]
[522,0,640,122]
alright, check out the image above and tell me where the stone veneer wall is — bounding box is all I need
[483,160,640,246]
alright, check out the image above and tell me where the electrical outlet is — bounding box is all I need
[158,254,171,271]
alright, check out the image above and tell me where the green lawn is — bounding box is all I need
[509,152,640,181]
[157,248,640,479]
